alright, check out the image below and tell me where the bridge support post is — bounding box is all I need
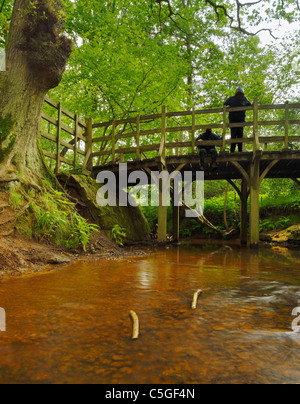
[240,178,248,246]
[170,177,180,243]
[157,175,168,243]
[172,203,180,242]
[249,154,261,249]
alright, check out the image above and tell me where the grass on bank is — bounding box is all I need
[10,185,99,251]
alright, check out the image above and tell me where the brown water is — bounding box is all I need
[0,245,300,384]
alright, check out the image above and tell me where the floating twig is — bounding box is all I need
[192,289,202,310]
[129,310,139,340]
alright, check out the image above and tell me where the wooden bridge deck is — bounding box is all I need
[92,151,300,182]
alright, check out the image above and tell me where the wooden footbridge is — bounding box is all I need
[40,97,300,248]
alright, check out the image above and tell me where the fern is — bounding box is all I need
[109,225,127,246]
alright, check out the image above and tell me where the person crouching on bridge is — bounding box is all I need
[196,129,221,171]
[224,87,252,153]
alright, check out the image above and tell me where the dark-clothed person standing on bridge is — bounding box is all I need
[224,87,251,153]
[196,129,221,170]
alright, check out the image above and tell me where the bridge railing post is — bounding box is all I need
[284,101,289,151]
[191,108,196,154]
[74,114,78,168]
[55,101,62,175]
[136,115,141,160]
[222,106,227,152]
[84,117,93,171]
[159,106,167,160]
[111,121,116,164]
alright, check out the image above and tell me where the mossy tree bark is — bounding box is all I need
[0,0,72,182]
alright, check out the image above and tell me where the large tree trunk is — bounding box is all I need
[0,0,72,181]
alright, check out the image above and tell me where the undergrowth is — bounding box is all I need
[142,187,300,239]
[11,183,99,251]
[109,225,127,246]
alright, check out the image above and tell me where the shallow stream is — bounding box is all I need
[0,245,300,384]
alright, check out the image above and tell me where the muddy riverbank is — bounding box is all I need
[1,220,299,282]
[0,230,155,281]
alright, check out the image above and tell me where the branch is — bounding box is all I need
[252,28,277,39]
[156,0,188,21]
[206,0,277,39]
[236,0,242,30]
[235,0,277,39]
[0,0,6,14]
[239,0,263,6]
[129,62,156,110]
[156,0,190,34]
[205,0,234,23]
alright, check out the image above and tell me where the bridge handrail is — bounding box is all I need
[39,97,300,173]
[91,99,300,165]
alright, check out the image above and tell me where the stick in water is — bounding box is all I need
[192,289,202,310]
[129,310,139,340]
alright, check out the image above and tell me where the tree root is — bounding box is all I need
[0,176,20,184]
[14,203,31,220]
[0,217,14,226]
[0,172,43,193]
[0,229,15,237]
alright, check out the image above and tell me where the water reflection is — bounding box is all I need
[0,245,299,384]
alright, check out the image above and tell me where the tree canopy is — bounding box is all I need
[35,0,298,123]
[1,0,299,122]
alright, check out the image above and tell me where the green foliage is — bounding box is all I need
[9,191,25,209]
[109,225,127,246]
[51,0,298,123]
[259,217,292,233]
[260,179,300,212]
[259,180,300,233]
[141,205,159,233]
[16,187,99,251]
[0,0,13,46]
